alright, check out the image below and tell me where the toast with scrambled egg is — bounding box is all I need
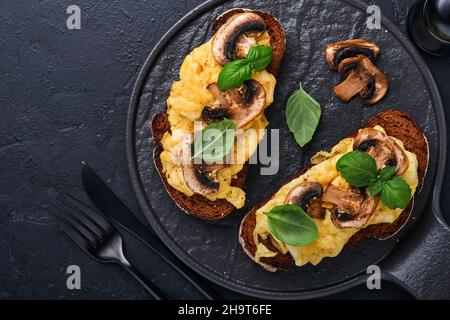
[152,9,286,219]
[239,110,428,271]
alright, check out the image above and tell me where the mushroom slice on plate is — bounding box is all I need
[325,39,380,70]
[180,139,220,196]
[212,12,267,65]
[333,55,388,105]
[284,182,325,219]
[353,127,409,175]
[202,79,266,128]
[322,184,379,229]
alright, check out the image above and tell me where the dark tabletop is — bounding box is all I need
[0,0,449,300]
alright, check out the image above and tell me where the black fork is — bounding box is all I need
[50,193,168,300]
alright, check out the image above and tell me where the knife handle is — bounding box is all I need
[120,262,169,300]
[123,223,223,300]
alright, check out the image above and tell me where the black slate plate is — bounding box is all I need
[127,0,445,298]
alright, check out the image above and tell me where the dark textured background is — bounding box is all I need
[0,0,449,299]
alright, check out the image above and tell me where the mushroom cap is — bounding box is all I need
[180,139,219,196]
[212,12,267,65]
[284,182,325,219]
[203,79,266,128]
[325,39,380,70]
[322,184,379,229]
[334,55,388,105]
[353,127,409,175]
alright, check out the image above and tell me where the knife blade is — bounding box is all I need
[81,161,222,300]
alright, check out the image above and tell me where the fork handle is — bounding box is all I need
[121,222,223,300]
[120,264,168,300]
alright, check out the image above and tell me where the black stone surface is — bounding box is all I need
[0,0,449,299]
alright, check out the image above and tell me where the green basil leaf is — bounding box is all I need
[285,84,321,147]
[264,204,318,247]
[217,59,252,90]
[192,118,236,163]
[246,45,273,72]
[380,176,412,209]
[217,45,273,90]
[368,180,384,197]
[379,166,396,181]
[336,151,377,187]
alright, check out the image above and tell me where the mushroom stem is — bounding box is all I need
[333,70,371,102]
[322,185,379,229]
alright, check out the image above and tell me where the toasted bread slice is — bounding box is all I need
[152,9,285,220]
[239,110,429,271]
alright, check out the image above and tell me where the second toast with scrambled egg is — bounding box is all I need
[239,110,429,271]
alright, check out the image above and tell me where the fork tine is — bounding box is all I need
[49,205,95,253]
[53,200,101,248]
[62,193,114,234]
[58,195,107,241]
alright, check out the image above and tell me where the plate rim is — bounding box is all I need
[126,0,446,299]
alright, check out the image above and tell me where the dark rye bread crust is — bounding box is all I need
[239,110,429,271]
[151,9,285,220]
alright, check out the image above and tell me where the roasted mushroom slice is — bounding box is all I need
[354,128,409,175]
[180,139,219,196]
[284,182,325,219]
[202,79,266,128]
[212,12,267,65]
[325,39,380,70]
[322,185,379,229]
[333,55,388,105]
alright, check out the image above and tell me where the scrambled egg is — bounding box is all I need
[253,126,419,266]
[160,32,277,208]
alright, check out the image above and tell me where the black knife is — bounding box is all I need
[81,161,223,300]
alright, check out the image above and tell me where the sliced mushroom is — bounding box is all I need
[212,12,267,65]
[333,55,388,105]
[353,128,409,175]
[202,79,266,128]
[284,182,325,219]
[325,39,380,70]
[322,184,379,228]
[180,139,219,196]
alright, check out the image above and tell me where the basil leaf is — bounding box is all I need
[379,166,396,181]
[218,59,252,90]
[217,45,273,90]
[264,204,318,247]
[380,176,412,209]
[192,118,236,163]
[336,151,377,187]
[285,84,321,147]
[246,45,273,72]
[368,180,384,197]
